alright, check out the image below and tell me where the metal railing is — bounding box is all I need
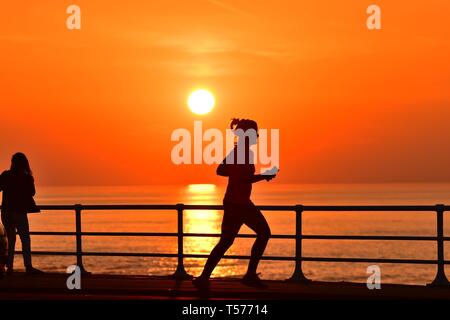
[4,204,450,286]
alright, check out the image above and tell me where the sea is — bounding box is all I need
[12,183,450,285]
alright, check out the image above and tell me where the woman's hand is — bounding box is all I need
[264,174,276,181]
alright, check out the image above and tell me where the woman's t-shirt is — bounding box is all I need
[0,170,36,213]
[222,148,255,204]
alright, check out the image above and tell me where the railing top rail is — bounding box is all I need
[0,204,447,211]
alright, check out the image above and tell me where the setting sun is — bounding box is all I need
[187,89,215,115]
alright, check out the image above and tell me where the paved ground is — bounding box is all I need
[0,273,449,300]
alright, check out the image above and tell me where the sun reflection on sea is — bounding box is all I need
[183,184,220,251]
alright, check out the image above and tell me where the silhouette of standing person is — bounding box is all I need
[193,119,277,290]
[0,153,43,275]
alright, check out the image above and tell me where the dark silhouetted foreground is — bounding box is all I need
[0,273,449,300]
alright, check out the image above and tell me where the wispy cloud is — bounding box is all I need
[150,34,236,55]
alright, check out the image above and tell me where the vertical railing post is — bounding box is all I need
[429,204,449,286]
[287,205,310,283]
[171,203,193,280]
[75,204,89,274]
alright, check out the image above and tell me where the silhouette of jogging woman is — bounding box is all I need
[0,153,43,275]
[193,119,277,290]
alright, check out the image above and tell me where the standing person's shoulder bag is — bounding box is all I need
[27,196,40,213]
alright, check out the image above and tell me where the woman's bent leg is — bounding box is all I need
[199,204,242,279]
[244,206,271,276]
[199,235,235,279]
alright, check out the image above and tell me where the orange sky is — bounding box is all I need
[1,0,449,186]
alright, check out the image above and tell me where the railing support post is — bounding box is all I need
[171,203,193,280]
[75,204,90,274]
[428,204,449,286]
[287,205,310,283]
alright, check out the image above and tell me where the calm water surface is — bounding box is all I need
[13,183,450,285]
